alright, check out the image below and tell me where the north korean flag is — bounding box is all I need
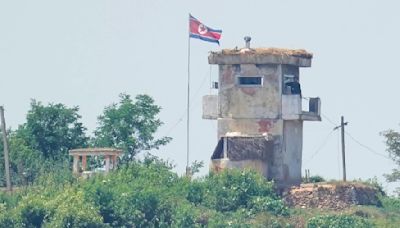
[189,14,222,45]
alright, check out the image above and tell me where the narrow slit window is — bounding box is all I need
[237,76,263,86]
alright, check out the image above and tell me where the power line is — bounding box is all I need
[321,113,337,127]
[162,68,211,137]
[344,130,391,160]
[319,112,391,161]
[191,70,209,103]
[305,129,335,165]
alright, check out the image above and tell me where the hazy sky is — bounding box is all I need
[1,0,399,192]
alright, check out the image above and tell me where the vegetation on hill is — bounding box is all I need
[0,157,399,227]
[0,157,290,227]
[381,128,400,194]
[1,95,400,227]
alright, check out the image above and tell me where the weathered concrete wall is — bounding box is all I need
[281,65,300,79]
[213,62,299,187]
[209,52,312,67]
[217,118,283,139]
[281,120,303,186]
[282,95,302,120]
[218,64,281,119]
[202,95,218,119]
[211,136,273,160]
[210,158,268,177]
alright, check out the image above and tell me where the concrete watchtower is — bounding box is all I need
[202,37,321,187]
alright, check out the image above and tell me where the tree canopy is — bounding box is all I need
[18,100,88,159]
[381,129,400,186]
[1,94,170,186]
[94,93,171,163]
[1,101,88,185]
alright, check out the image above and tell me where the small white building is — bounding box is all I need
[69,148,123,176]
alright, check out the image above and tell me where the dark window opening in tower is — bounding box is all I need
[237,76,263,86]
[284,75,301,95]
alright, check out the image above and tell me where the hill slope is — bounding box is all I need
[0,157,399,227]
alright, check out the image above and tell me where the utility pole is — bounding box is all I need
[0,106,12,191]
[334,116,348,182]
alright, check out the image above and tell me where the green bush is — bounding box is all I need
[0,191,20,208]
[248,196,289,216]
[83,182,115,224]
[186,181,205,206]
[171,203,203,227]
[0,203,17,227]
[33,160,75,188]
[252,212,294,228]
[11,186,104,228]
[303,175,325,183]
[82,160,288,226]
[17,195,48,227]
[207,210,246,227]
[111,188,174,227]
[44,188,104,228]
[0,159,294,227]
[201,169,286,215]
[307,214,374,228]
[81,159,180,227]
[381,196,400,212]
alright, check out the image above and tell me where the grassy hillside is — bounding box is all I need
[0,156,399,227]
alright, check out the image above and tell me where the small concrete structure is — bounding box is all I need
[211,136,273,177]
[69,148,123,175]
[203,37,321,188]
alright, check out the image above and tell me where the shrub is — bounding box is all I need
[0,159,296,227]
[0,203,17,227]
[171,203,202,227]
[83,183,115,224]
[82,159,180,227]
[248,196,289,216]
[303,175,325,183]
[207,209,257,227]
[45,188,104,228]
[0,191,20,208]
[307,214,374,228]
[1,189,48,227]
[380,196,400,212]
[252,212,294,228]
[186,181,206,206]
[34,160,75,188]
[17,196,48,227]
[111,187,174,227]
[201,169,285,215]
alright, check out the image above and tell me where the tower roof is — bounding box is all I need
[209,47,313,67]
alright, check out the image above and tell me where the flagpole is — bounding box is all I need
[186,15,191,176]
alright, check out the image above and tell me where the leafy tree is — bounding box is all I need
[189,160,204,175]
[94,93,171,163]
[8,132,42,185]
[381,129,400,190]
[1,101,87,186]
[18,100,88,159]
